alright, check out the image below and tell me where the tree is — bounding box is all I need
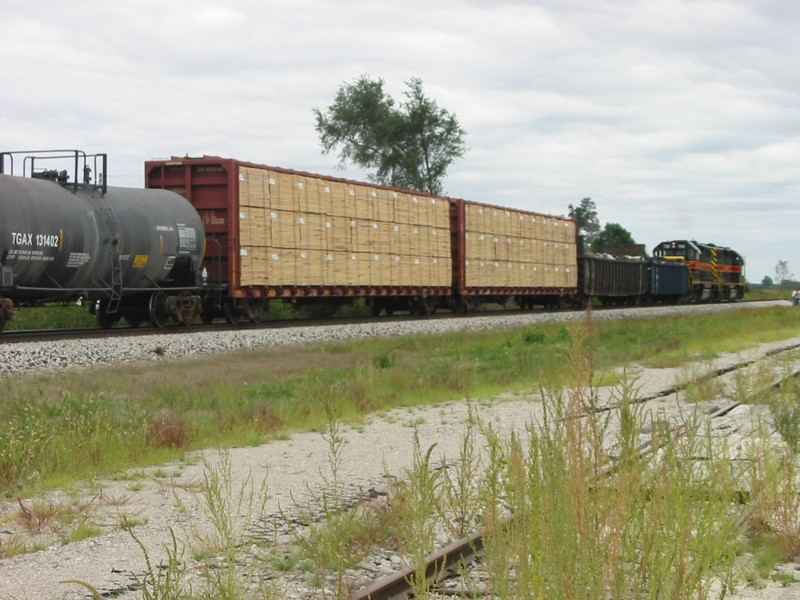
[761,275,774,288]
[314,75,466,195]
[568,198,601,247]
[590,222,636,253]
[775,260,795,289]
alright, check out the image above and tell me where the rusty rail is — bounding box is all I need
[349,352,800,600]
[349,399,748,600]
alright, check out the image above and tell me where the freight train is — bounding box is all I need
[0,149,746,332]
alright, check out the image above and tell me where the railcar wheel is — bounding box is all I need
[422,297,437,315]
[97,312,117,329]
[464,298,479,313]
[453,297,477,314]
[223,301,242,324]
[149,292,170,328]
[200,299,218,324]
[243,299,265,323]
[571,295,588,309]
[172,291,199,326]
[95,301,119,329]
[408,297,436,316]
[373,299,396,316]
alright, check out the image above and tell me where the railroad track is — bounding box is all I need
[2,304,541,344]
[0,298,782,345]
[348,346,800,600]
[349,404,747,600]
[0,312,431,344]
[3,322,796,599]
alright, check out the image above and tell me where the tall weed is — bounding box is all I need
[438,405,483,539]
[190,452,267,560]
[290,407,392,599]
[746,358,800,563]
[768,380,800,455]
[478,321,743,599]
[387,433,442,599]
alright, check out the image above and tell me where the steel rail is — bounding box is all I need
[0,299,783,347]
[349,399,745,600]
[349,361,800,600]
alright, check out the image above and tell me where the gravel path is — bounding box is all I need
[1,300,799,599]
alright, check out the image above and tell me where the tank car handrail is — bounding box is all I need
[0,152,12,175]
[0,149,107,195]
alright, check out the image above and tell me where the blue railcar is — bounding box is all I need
[649,259,690,300]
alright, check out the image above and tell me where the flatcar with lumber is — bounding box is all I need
[144,156,580,321]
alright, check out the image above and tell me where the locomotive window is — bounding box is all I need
[655,245,687,258]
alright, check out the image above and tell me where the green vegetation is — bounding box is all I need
[4,299,426,329]
[747,287,792,301]
[4,304,800,598]
[3,306,800,499]
[314,75,467,195]
[421,390,743,599]
[568,197,636,252]
[5,303,97,330]
[5,298,374,330]
[5,290,785,331]
[106,311,800,599]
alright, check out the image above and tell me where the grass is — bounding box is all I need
[4,288,785,331]
[5,303,800,599]
[5,303,97,330]
[281,323,799,599]
[747,288,794,301]
[0,494,105,557]
[2,306,800,500]
[4,298,373,331]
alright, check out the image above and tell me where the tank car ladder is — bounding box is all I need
[98,190,123,314]
[107,248,123,313]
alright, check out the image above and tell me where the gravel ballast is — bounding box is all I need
[1,300,800,599]
[0,301,789,376]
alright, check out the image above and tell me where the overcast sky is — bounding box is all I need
[2,0,798,282]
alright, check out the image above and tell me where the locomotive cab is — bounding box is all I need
[653,240,744,302]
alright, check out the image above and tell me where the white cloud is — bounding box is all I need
[1,0,798,280]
